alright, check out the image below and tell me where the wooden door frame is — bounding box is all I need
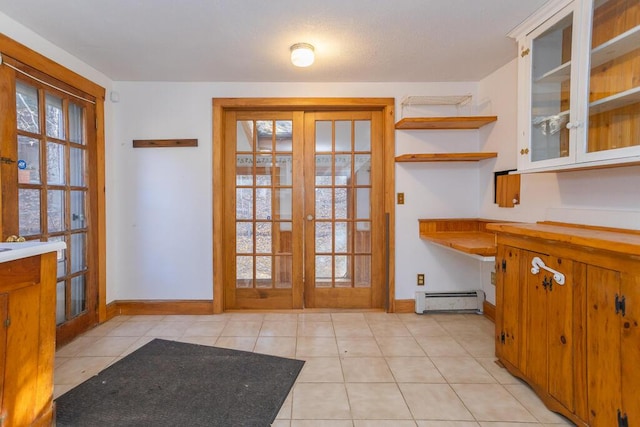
[212,98,396,313]
[0,34,107,323]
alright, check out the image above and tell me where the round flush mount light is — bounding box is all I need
[290,43,315,67]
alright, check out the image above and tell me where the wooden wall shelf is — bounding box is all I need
[395,152,498,162]
[395,116,498,130]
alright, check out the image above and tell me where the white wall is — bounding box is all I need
[110,81,487,301]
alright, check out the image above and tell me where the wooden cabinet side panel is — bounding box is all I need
[34,252,56,422]
[546,257,574,412]
[521,251,548,391]
[586,265,622,427]
[621,272,640,423]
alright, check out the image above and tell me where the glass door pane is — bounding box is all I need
[530,10,573,163]
[586,0,640,154]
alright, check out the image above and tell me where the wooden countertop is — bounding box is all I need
[486,221,640,257]
[418,218,501,259]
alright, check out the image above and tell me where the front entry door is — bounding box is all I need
[223,109,384,310]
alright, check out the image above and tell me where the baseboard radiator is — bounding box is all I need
[415,290,485,314]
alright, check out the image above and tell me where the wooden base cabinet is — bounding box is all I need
[0,252,57,427]
[489,222,640,427]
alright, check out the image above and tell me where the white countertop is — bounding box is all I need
[0,241,66,263]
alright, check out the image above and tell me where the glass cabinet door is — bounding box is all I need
[581,0,640,162]
[525,4,578,169]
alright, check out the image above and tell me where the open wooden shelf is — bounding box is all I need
[395,152,498,162]
[395,116,498,130]
[419,219,504,260]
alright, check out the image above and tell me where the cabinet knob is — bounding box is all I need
[566,121,582,130]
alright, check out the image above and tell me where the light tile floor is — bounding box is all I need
[55,312,575,426]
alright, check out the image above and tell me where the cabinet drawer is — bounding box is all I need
[0,256,41,292]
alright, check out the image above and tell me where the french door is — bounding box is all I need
[222,109,385,309]
[0,62,98,345]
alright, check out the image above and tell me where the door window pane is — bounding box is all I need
[236,222,253,253]
[56,281,66,325]
[49,235,67,278]
[315,255,332,282]
[70,275,86,317]
[236,155,254,185]
[256,222,272,253]
[19,189,41,236]
[47,142,65,185]
[334,255,348,282]
[355,155,371,185]
[46,94,65,140]
[335,121,351,151]
[355,222,371,253]
[70,147,86,186]
[356,189,371,220]
[236,188,253,219]
[256,155,273,185]
[335,155,351,184]
[256,121,274,152]
[275,222,292,254]
[335,188,349,219]
[315,222,332,253]
[47,190,65,233]
[255,188,272,220]
[71,191,86,229]
[70,232,86,273]
[275,155,292,185]
[237,120,253,151]
[274,256,292,288]
[256,256,272,285]
[69,102,85,144]
[236,256,253,288]
[335,222,349,253]
[18,136,40,184]
[16,81,39,134]
[315,121,332,152]
[315,188,332,219]
[275,120,293,152]
[275,189,292,220]
[315,155,332,185]
[355,255,371,287]
[354,120,371,151]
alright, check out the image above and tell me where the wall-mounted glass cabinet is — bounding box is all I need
[513,0,640,172]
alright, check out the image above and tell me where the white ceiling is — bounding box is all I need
[0,0,548,82]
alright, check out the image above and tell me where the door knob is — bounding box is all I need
[6,235,25,242]
[306,215,314,221]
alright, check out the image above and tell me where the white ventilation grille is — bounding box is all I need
[415,290,485,314]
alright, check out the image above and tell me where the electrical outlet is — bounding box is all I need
[417,273,425,286]
[491,271,496,285]
[397,192,404,205]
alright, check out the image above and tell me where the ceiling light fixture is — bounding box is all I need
[290,43,315,67]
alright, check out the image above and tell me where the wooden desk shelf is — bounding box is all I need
[418,218,502,260]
